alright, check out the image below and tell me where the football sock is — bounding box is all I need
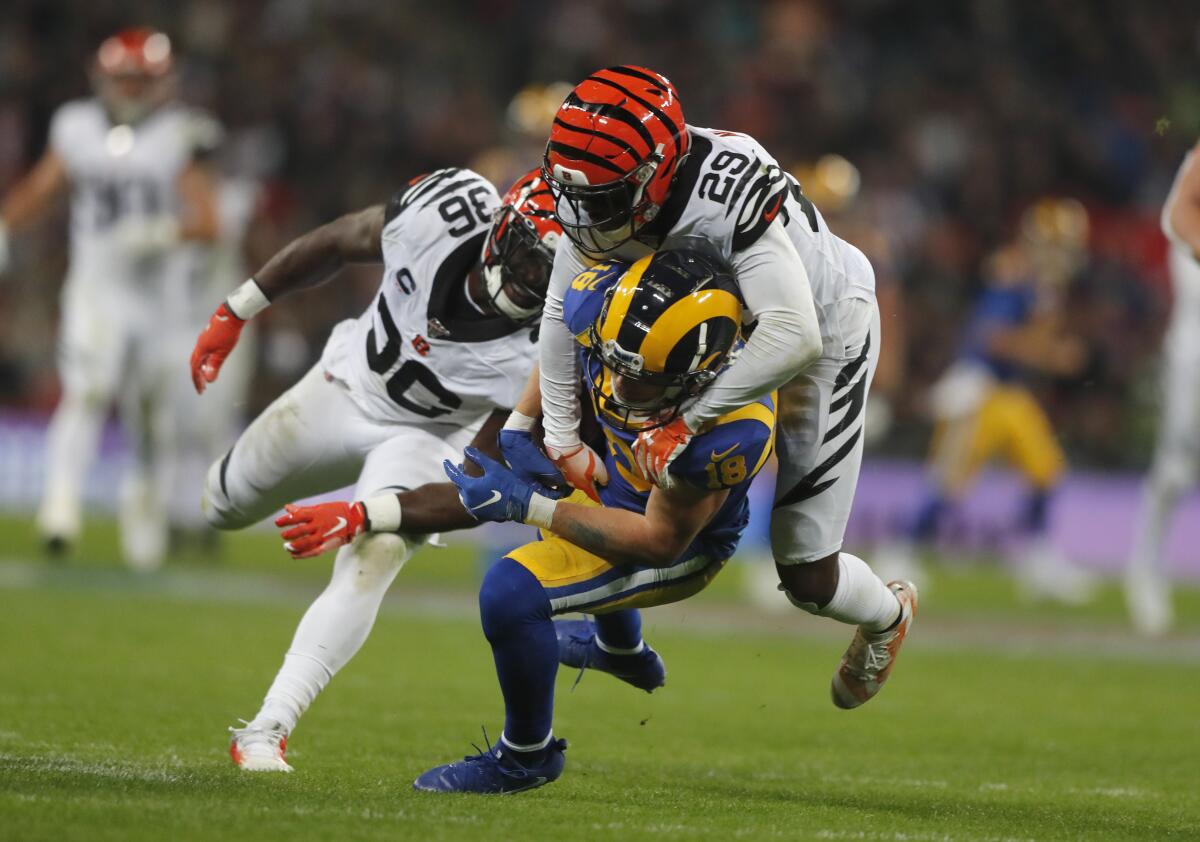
[909,492,946,543]
[37,393,106,538]
[813,552,900,633]
[1021,488,1052,535]
[251,534,412,733]
[480,558,557,750]
[594,609,644,653]
[1130,467,1184,578]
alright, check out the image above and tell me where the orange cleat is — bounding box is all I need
[831,580,918,710]
[229,720,293,772]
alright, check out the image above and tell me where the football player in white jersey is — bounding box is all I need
[0,28,222,567]
[522,66,917,711]
[1127,140,1200,636]
[167,177,263,543]
[190,168,562,771]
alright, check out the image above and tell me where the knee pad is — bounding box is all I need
[479,558,549,641]
[342,531,418,593]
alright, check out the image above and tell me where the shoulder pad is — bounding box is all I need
[384,168,496,227]
[668,396,776,490]
[562,261,629,342]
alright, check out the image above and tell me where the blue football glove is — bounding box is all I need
[444,446,540,523]
[497,429,569,499]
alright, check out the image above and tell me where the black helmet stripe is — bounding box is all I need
[605,65,674,94]
[564,92,656,154]
[584,75,683,159]
[546,141,626,177]
[552,117,644,161]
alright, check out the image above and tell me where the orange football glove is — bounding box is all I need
[633,416,695,488]
[544,442,609,504]
[275,501,367,559]
[191,303,246,394]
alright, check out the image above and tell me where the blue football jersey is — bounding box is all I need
[562,261,775,561]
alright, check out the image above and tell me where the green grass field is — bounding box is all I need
[2,517,1199,841]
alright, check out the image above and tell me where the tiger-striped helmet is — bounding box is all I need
[482,168,562,325]
[543,66,689,255]
[588,247,741,431]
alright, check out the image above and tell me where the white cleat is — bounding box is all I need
[1125,571,1173,637]
[229,721,293,772]
[831,580,918,710]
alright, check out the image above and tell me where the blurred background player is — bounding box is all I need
[1127,139,1200,636]
[0,27,222,568]
[165,173,262,550]
[876,198,1094,602]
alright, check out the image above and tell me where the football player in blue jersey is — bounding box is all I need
[412,247,782,794]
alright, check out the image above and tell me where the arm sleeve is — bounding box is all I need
[538,242,590,447]
[682,218,822,428]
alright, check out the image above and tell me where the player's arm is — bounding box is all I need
[545,480,727,568]
[175,160,220,243]
[189,205,384,392]
[635,218,821,484]
[275,409,510,559]
[983,317,1087,378]
[685,219,822,427]
[444,446,727,568]
[0,149,69,271]
[1164,140,1200,260]
[538,242,589,448]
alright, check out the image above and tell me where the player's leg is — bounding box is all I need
[112,336,175,570]
[232,420,477,770]
[555,608,666,693]
[201,365,369,530]
[997,386,1095,603]
[1127,329,1200,634]
[36,279,128,552]
[770,297,915,710]
[414,533,725,793]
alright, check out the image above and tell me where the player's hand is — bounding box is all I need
[545,441,608,503]
[498,429,570,499]
[443,446,544,524]
[633,416,695,488]
[191,303,246,394]
[275,501,367,559]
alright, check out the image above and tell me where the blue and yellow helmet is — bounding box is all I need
[586,248,742,431]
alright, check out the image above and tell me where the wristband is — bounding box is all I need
[524,492,558,529]
[226,278,271,320]
[503,410,537,432]
[362,494,403,532]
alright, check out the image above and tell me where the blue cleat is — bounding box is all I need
[555,619,666,693]
[412,735,567,795]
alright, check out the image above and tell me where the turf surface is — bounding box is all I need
[2,517,1199,841]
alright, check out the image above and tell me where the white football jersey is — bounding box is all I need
[551,125,874,346]
[50,98,220,284]
[321,168,538,426]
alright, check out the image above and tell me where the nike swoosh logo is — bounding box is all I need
[215,314,230,322]
[470,490,502,510]
[322,516,347,538]
[710,444,738,461]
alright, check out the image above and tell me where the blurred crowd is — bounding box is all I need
[1,0,1196,469]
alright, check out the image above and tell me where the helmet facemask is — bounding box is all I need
[544,150,662,256]
[481,204,557,325]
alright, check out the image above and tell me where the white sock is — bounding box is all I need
[37,393,107,538]
[796,552,900,633]
[1129,469,1183,580]
[250,533,413,733]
